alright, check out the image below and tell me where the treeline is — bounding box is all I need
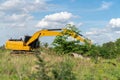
[96,39,120,59]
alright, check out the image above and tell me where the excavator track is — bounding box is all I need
[10,50,41,54]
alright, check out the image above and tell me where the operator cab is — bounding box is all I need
[24,35,40,49]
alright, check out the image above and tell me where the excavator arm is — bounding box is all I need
[26,29,62,46]
[26,28,91,46]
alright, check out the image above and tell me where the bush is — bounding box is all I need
[115,38,120,55]
[52,59,77,80]
[100,42,117,59]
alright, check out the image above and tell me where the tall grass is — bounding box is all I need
[0,49,120,80]
[0,50,36,80]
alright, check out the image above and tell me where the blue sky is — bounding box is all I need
[0,0,120,46]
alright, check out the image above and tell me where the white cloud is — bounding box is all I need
[36,12,75,28]
[0,0,21,10]
[115,31,120,34]
[85,18,120,44]
[0,0,51,28]
[98,1,112,10]
[86,31,97,35]
[109,18,120,28]
[5,13,33,22]
[0,0,48,13]
[0,13,34,28]
[77,22,83,27]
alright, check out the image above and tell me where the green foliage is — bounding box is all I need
[52,24,86,54]
[98,38,120,59]
[0,51,35,80]
[31,53,120,80]
[52,59,77,80]
[84,74,95,80]
[87,40,120,59]
[53,24,120,59]
[30,54,77,80]
[0,45,7,53]
[115,38,120,55]
[43,42,49,48]
[84,45,100,63]
[53,35,81,54]
[52,24,101,61]
[99,42,117,59]
[65,24,80,34]
[1,47,120,80]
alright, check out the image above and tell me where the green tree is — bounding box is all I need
[52,24,83,54]
[65,24,80,34]
[100,41,117,59]
[115,38,120,55]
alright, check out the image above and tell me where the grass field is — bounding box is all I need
[0,50,36,80]
[0,49,120,80]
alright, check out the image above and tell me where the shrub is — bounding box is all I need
[115,38,120,55]
[100,42,117,59]
[52,59,77,80]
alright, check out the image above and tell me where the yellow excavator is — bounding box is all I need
[5,28,91,54]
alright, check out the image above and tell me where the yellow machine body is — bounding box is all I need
[5,41,30,51]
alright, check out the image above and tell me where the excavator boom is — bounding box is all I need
[26,29,62,46]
